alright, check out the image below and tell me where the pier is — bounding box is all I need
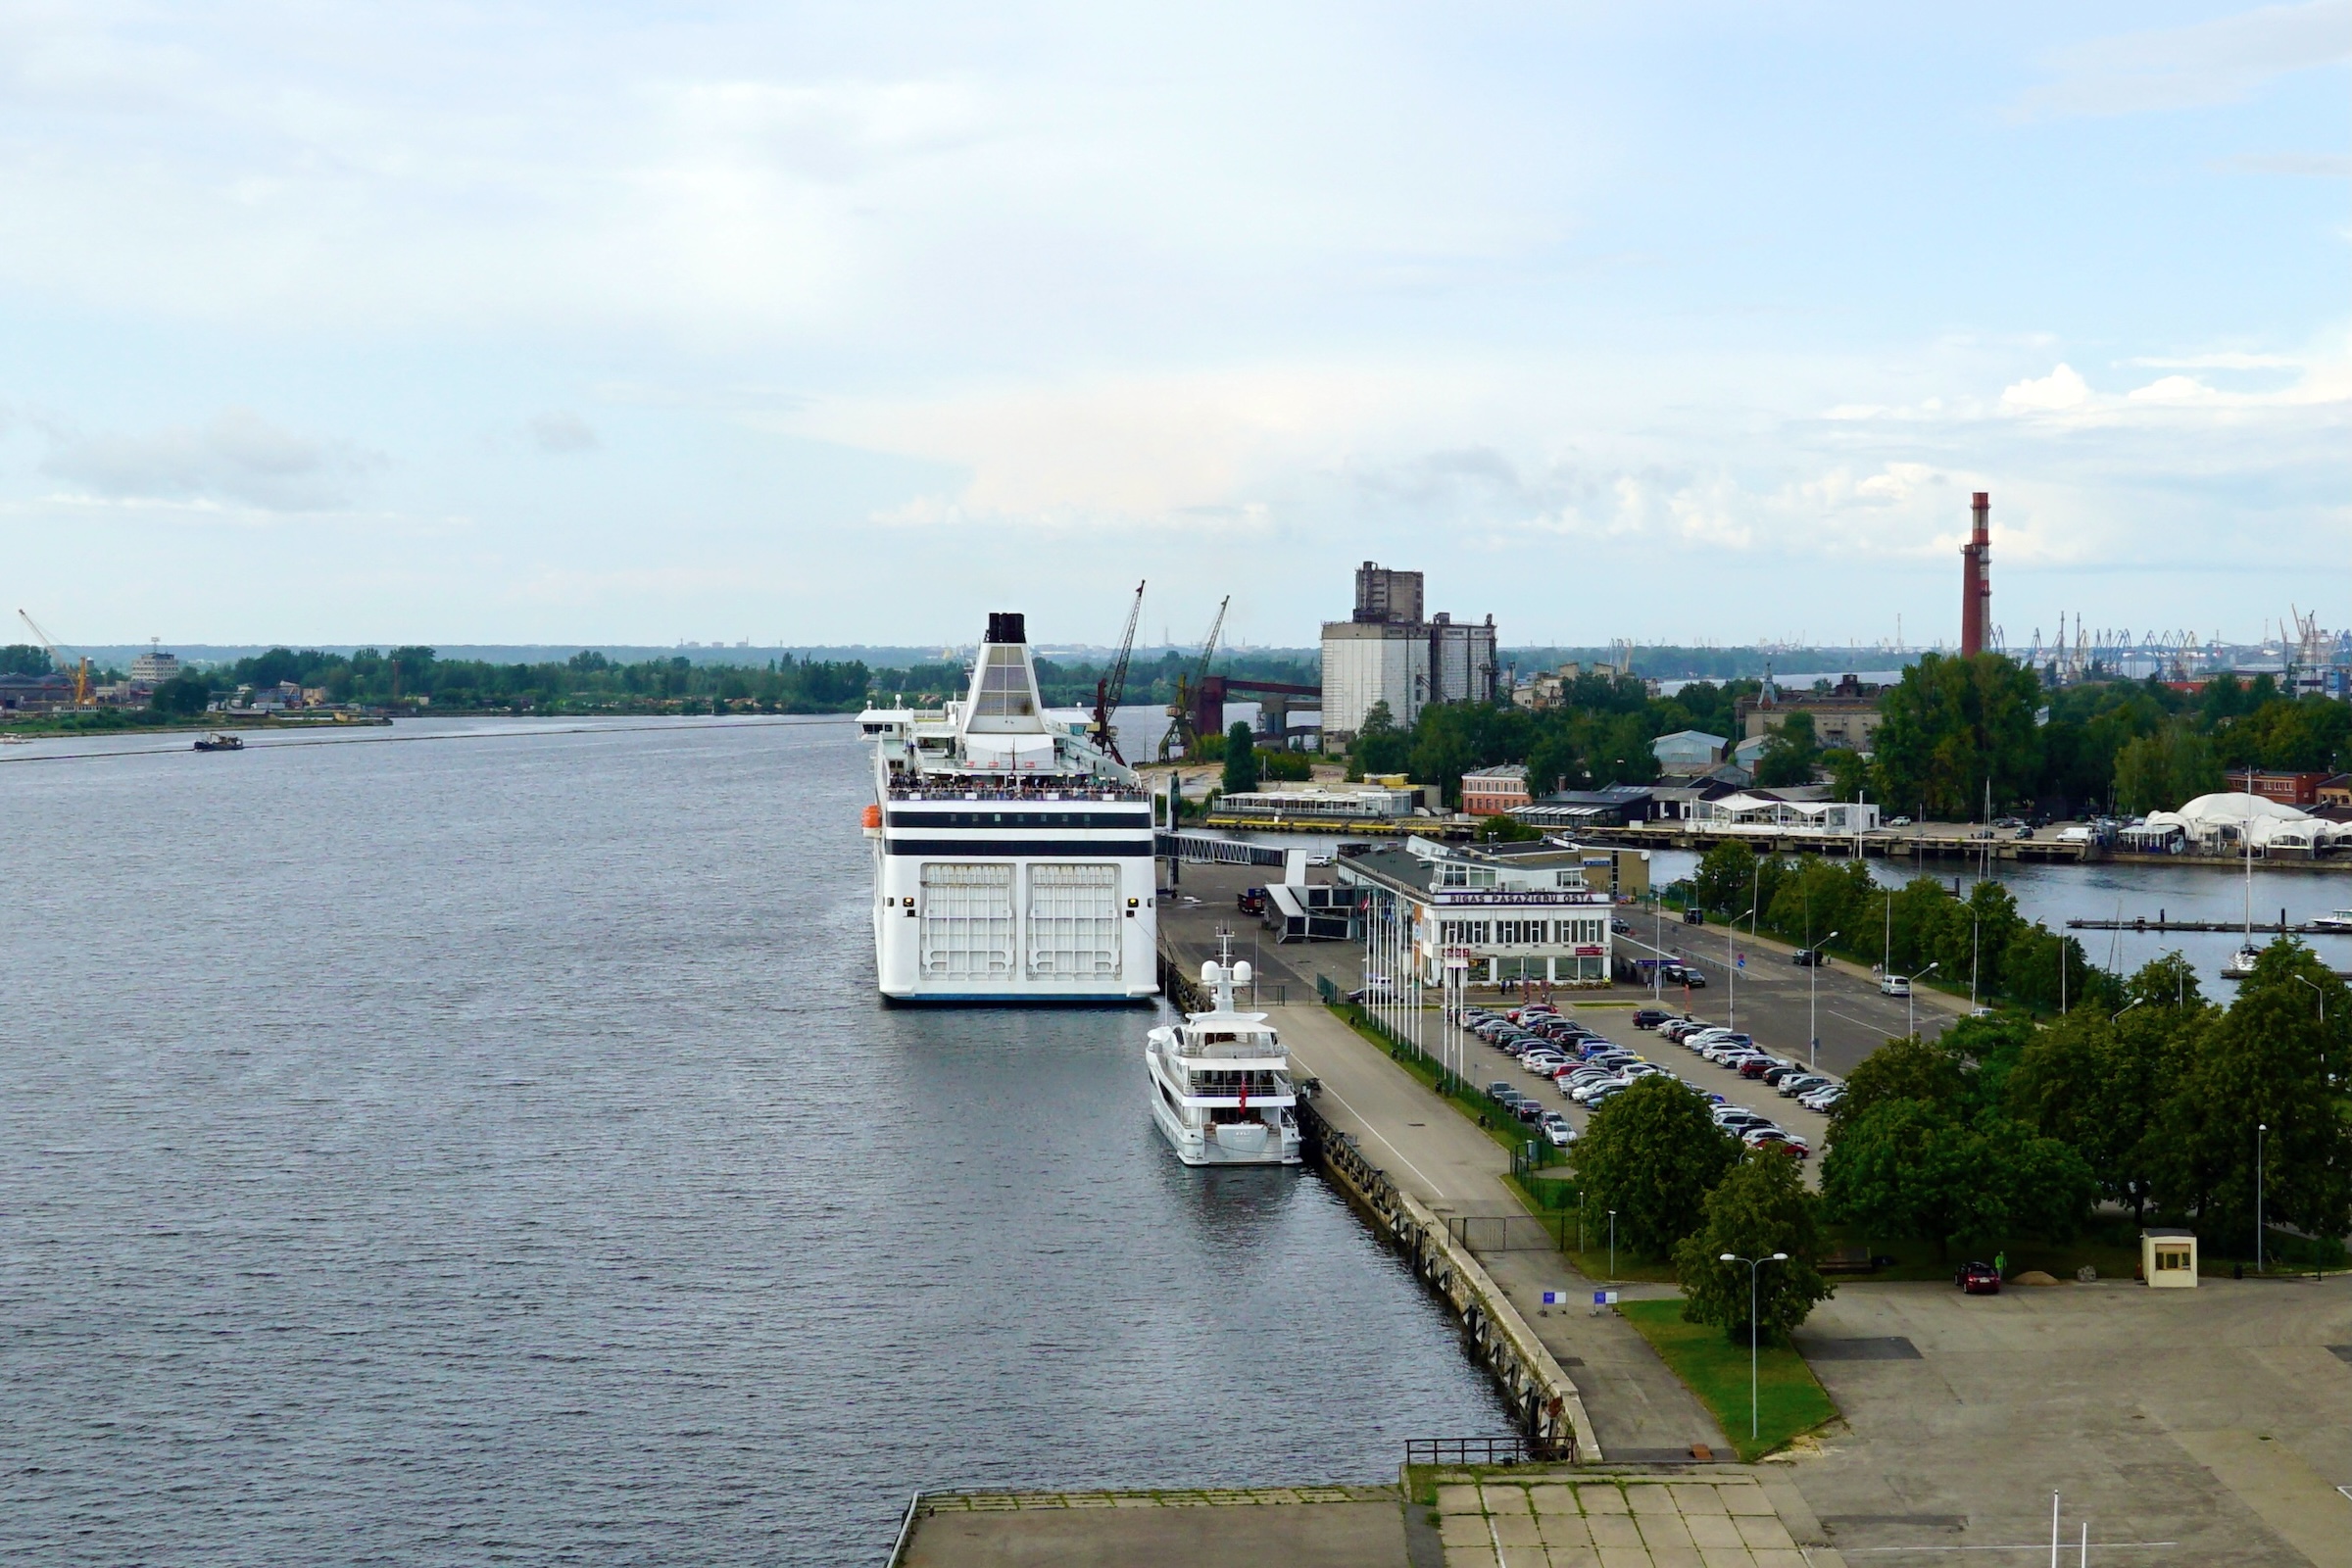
[2066,907,2351,935]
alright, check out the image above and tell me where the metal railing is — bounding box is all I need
[1447,1213,1573,1253]
[883,1492,921,1567]
[1406,1436,1544,1467]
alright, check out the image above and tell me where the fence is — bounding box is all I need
[1447,1214,1575,1253]
[1406,1435,1561,1467]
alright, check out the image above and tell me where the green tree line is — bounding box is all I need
[140,646,875,715]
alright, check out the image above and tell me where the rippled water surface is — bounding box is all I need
[0,718,1503,1565]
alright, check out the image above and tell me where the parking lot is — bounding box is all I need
[1456,1004,1839,1185]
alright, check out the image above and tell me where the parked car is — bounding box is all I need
[1791,948,1830,966]
[1745,1129,1809,1157]
[1956,1261,2002,1295]
[1678,969,1708,988]
[1487,1081,1518,1102]
[1879,974,1912,997]
[2013,825,2034,840]
[1632,1007,1671,1029]
[1610,917,1633,934]
[1888,815,1913,827]
[1684,907,1705,924]
[1778,1074,1831,1098]
[1541,1115,1575,1148]
[1513,1099,1545,1123]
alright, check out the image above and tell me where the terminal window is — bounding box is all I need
[2155,1248,2191,1271]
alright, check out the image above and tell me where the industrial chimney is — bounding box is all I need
[1960,493,1991,658]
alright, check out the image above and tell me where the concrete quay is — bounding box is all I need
[891,1469,1844,1568]
[1156,873,2352,1567]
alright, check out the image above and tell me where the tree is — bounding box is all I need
[2007,968,2203,1218]
[1690,840,1761,919]
[2151,940,2352,1256]
[2112,723,2222,813]
[149,672,213,716]
[1752,712,1820,788]
[0,643,52,677]
[1673,1152,1834,1345]
[1872,653,2045,817]
[1568,1077,1740,1259]
[1821,1100,2093,1258]
[1822,747,1873,805]
[1221,720,1260,795]
[1349,701,1411,778]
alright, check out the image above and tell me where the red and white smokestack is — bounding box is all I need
[1960,492,1992,658]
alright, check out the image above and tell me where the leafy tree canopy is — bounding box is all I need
[1568,1077,1740,1259]
[1672,1152,1835,1346]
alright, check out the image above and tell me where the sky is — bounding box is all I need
[0,1,2344,653]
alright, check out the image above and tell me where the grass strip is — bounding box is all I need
[1616,1298,1837,1461]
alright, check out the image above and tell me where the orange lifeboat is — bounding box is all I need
[860,804,883,830]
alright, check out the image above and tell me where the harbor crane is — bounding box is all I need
[1090,579,1146,762]
[1157,596,1229,762]
[17,609,91,708]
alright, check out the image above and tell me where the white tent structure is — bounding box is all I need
[2136,792,2352,857]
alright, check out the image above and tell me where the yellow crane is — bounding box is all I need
[17,609,92,709]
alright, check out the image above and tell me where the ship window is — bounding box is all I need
[974,645,1036,718]
[918,863,1015,980]
[1026,863,1121,980]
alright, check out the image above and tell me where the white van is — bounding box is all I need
[1879,973,1911,997]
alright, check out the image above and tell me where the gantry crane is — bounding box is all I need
[1091,579,1146,762]
[1157,596,1229,762]
[18,609,91,708]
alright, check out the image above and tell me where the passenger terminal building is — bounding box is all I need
[1335,837,1619,987]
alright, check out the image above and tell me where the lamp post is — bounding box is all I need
[2113,998,2143,1023]
[1910,961,1939,1038]
[2292,974,2325,1024]
[1729,906,1754,1031]
[2256,1122,2267,1274]
[1608,1210,1617,1282]
[1809,929,1839,1072]
[1720,1251,1788,1442]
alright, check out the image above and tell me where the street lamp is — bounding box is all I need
[2113,998,2143,1023]
[1809,930,1839,1072]
[1608,1210,1617,1282]
[2256,1123,2267,1274]
[1909,961,1940,1038]
[1729,906,1755,1031]
[1720,1251,1788,1442]
[2292,974,2325,1024]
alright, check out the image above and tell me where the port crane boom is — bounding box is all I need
[1158,596,1229,762]
[1091,579,1146,762]
[17,609,91,709]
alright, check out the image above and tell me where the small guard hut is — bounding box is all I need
[2140,1228,2198,1288]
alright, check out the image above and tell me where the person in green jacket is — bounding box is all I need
[1993,1250,2007,1278]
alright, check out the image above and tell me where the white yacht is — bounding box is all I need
[859,612,1158,1004]
[2311,910,2352,932]
[1145,944,1302,1166]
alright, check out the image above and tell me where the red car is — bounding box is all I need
[1956,1261,2001,1295]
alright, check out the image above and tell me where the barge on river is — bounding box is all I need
[859,612,1158,1004]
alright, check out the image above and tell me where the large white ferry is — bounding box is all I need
[859,612,1159,1003]
[1144,943,1302,1165]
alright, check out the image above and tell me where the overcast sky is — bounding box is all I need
[1,2,2344,652]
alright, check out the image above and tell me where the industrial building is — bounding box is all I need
[1320,563,1496,741]
[1336,836,1618,987]
[1961,491,1992,659]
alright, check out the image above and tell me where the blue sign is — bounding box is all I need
[1737,953,1746,969]
[1542,1290,1568,1305]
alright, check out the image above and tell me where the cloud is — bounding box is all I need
[1999,364,2093,413]
[528,413,600,454]
[39,408,368,511]
[2010,1,2351,120]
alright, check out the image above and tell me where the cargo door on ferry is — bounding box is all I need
[919,864,1016,981]
[1026,863,1121,982]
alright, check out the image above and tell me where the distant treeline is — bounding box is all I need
[139,646,872,715]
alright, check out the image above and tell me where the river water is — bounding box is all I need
[0,717,1505,1566]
